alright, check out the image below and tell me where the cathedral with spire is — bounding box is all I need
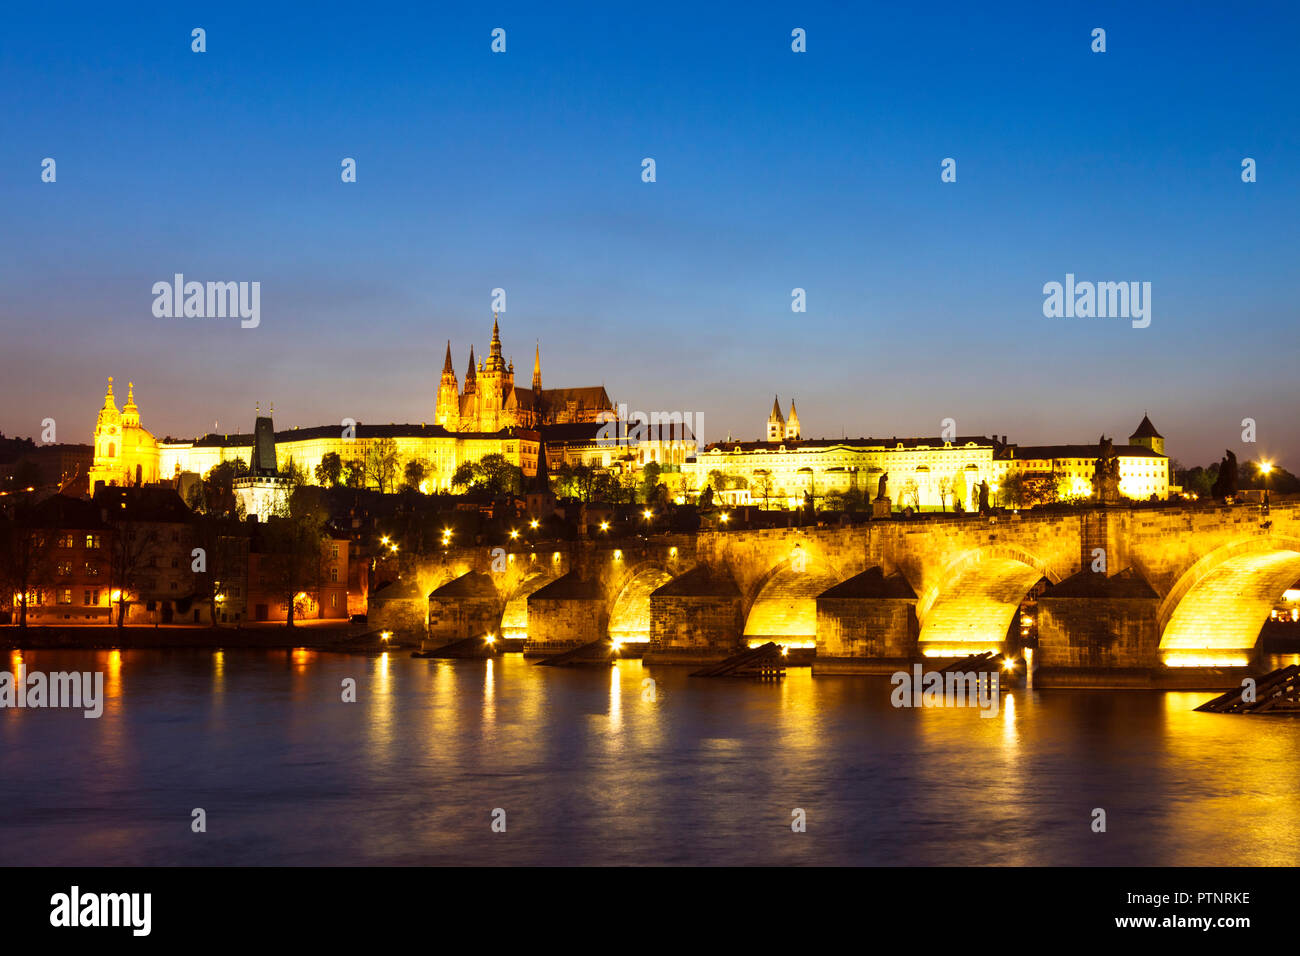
[434,315,614,432]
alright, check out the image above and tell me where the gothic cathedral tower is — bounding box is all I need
[435,341,459,429]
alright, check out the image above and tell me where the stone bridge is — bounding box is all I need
[370,501,1300,685]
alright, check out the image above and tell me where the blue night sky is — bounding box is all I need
[1,1,1296,467]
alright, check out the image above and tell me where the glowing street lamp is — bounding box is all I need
[720,512,730,523]
[530,519,540,530]
[599,521,610,533]
[509,529,519,540]
[643,509,653,520]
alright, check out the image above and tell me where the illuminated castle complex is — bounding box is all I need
[87,318,616,496]
[435,315,612,432]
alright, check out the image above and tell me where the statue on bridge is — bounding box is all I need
[977,479,991,515]
[875,472,889,501]
[1211,449,1238,501]
[1093,436,1122,503]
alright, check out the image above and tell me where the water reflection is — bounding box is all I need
[1,649,1299,867]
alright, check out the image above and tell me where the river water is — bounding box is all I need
[2,648,1298,866]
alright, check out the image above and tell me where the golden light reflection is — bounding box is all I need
[1162,652,1251,668]
[921,645,1002,658]
[608,662,622,733]
[212,649,225,696]
[483,657,495,729]
[100,648,123,719]
[745,639,815,650]
[367,650,395,766]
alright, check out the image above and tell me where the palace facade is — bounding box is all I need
[691,401,1170,509]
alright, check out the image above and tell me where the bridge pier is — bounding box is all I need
[426,572,500,649]
[813,568,919,674]
[1035,567,1167,684]
[523,572,608,656]
[645,566,744,664]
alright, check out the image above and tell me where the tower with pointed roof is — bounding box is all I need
[475,313,514,431]
[766,396,786,442]
[1128,413,1164,456]
[435,341,460,429]
[464,345,477,395]
[785,398,801,441]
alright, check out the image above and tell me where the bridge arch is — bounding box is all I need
[1157,535,1300,665]
[742,547,845,647]
[608,564,677,645]
[499,570,556,640]
[917,544,1060,656]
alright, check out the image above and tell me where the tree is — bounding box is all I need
[997,473,1060,510]
[938,475,954,512]
[478,454,523,496]
[0,512,55,628]
[900,479,921,512]
[281,456,309,487]
[259,486,329,628]
[1241,460,1300,493]
[343,458,366,489]
[555,462,596,502]
[1175,461,1217,499]
[363,439,401,493]
[190,459,248,517]
[639,462,662,504]
[403,458,433,492]
[108,517,162,627]
[451,461,475,491]
[315,452,343,488]
[827,486,865,513]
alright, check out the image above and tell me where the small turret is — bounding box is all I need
[785,398,801,441]
[1129,413,1165,456]
[96,377,122,429]
[766,395,785,442]
[122,381,141,428]
[464,346,477,394]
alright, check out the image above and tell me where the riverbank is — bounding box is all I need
[0,623,400,651]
